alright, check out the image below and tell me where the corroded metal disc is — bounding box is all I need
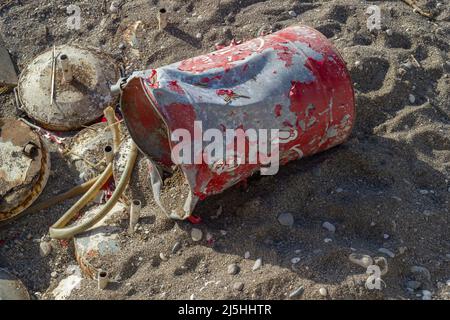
[0,268,30,300]
[0,118,50,222]
[18,45,119,131]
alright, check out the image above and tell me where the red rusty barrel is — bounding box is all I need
[119,25,355,219]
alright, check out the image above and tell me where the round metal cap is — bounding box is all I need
[18,45,119,131]
[0,118,50,222]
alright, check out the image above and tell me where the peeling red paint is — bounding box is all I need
[168,80,185,95]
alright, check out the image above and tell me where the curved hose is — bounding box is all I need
[24,177,98,214]
[49,142,138,239]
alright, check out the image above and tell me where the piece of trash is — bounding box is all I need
[97,270,109,290]
[116,25,355,220]
[158,8,168,31]
[17,45,119,131]
[0,118,50,223]
[0,268,30,300]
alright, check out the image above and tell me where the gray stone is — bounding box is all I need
[172,241,181,254]
[233,282,244,291]
[227,263,240,275]
[39,241,52,257]
[278,212,294,227]
[322,221,336,233]
[252,258,262,271]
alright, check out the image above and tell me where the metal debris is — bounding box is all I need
[17,45,119,131]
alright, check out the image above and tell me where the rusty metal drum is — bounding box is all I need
[0,118,50,222]
[119,25,355,219]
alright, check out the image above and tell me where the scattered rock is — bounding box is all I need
[349,253,373,268]
[191,228,203,242]
[252,258,262,271]
[383,234,389,239]
[291,257,301,264]
[233,282,244,291]
[378,248,395,258]
[289,286,304,299]
[419,189,428,195]
[319,287,327,297]
[39,241,52,257]
[227,263,240,275]
[322,221,336,233]
[409,94,416,104]
[244,251,250,259]
[324,238,332,243]
[196,33,202,39]
[51,271,58,278]
[386,29,393,36]
[288,10,297,17]
[277,212,294,227]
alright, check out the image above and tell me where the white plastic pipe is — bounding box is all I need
[59,54,73,83]
[158,8,168,30]
[97,270,109,290]
[128,199,141,234]
[104,145,113,164]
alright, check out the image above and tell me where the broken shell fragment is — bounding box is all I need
[0,118,50,223]
[17,45,119,131]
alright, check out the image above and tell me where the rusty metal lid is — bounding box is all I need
[0,118,50,222]
[18,45,119,131]
[0,268,30,300]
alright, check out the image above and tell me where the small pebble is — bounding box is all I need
[354,60,361,67]
[336,187,343,193]
[196,33,202,39]
[409,94,416,104]
[324,238,332,243]
[244,251,250,259]
[227,263,240,275]
[39,241,52,257]
[291,257,301,264]
[288,10,297,17]
[322,222,336,233]
[191,228,203,241]
[51,271,58,278]
[383,234,389,239]
[378,248,395,258]
[319,287,327,297]
[252,258,262,271]
[386,29,393,36]
[118,43,126,50]
[289,286,304,298]
[277,212,294,227]
[446,279,450,286]
[233,282,244,291]
[419,189,429,195]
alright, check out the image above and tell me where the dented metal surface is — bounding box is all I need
[17,45,119,131]
[120,25,355,219]
[0,118,50,222]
